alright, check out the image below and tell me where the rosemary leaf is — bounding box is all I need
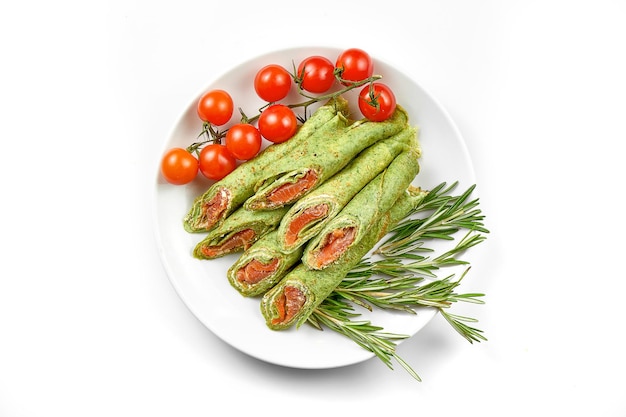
[439,309,488,344]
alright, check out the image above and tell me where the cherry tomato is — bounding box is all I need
[358,82,397,122]
[335,48,374,85]
[225,123,262,160]
[198,143,237,181]
[160,148,198,185]
[254,64,292,102]
[258,104,298,143]
[296,55,336,94]
[197,89,234,126]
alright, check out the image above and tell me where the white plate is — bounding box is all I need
[153,46,476,369]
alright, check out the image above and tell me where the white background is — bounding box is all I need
[1,0,625,415]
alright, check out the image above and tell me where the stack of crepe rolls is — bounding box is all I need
[183,96,423,331]
[260,187,427,330]
[227,127,419,297]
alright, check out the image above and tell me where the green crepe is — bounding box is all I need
[193,205,290,260]
[183,97,350,233]
[227,229,304,297]
[275,125,418,253]
[260,187,429,331]
[302,137,421,270]
[243,105,410,211]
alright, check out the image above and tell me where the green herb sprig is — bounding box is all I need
[308,182,489,381]
[308,296,422,381]
[376,182,489,257]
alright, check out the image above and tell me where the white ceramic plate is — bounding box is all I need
[153,47,476,369]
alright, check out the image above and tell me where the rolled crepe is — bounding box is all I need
[275,125,418,253]
[183,97,350,233]
[243,105,410,211]
[227,230,304,297]
[260,187,429,330]
[302,138,421,270]
[193,205,290,260]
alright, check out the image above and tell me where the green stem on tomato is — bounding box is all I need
[291,73,383,106]
[186,122,224,155]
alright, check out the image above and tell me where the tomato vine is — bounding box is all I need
[161,48,398,185]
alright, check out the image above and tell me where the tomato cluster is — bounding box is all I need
[161,48,398,185]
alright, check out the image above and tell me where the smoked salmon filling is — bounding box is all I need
[271,285,306,326]
[307,226,357,269]
[284,203,329,246]
[184,188,231,233]
[235,258,280,285]
[193,205,290,260]
[197,188,229,231]
[268,170,318,205]
[246,169,320,211]
[227,229,304,297]
[197,229,256,259]
[261,278,313,330]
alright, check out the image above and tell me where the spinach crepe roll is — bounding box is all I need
[243,105,410,211]
[260,187,429,330]
[275,125,418,253]
[193,205,290,260]
[227,229,304,297]
[302,138,421,270]
[183,96,350,233]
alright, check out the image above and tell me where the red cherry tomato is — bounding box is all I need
[225,123,262,160]
[296,55,336,94]
[258,104,298,143]
[358,82,397,122]
[198,143,237,181]
[197,89,234,126]
[335,48,374,85]
[254,64,292,102]
[160,148,198,185]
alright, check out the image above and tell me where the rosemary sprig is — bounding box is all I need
[308,297,422,381]
[307,182,489,381]
[353,230,487,280]
[439,309,487,344]
[309,270,485,381]
[336,269,483,313]
[376,181,489,256]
